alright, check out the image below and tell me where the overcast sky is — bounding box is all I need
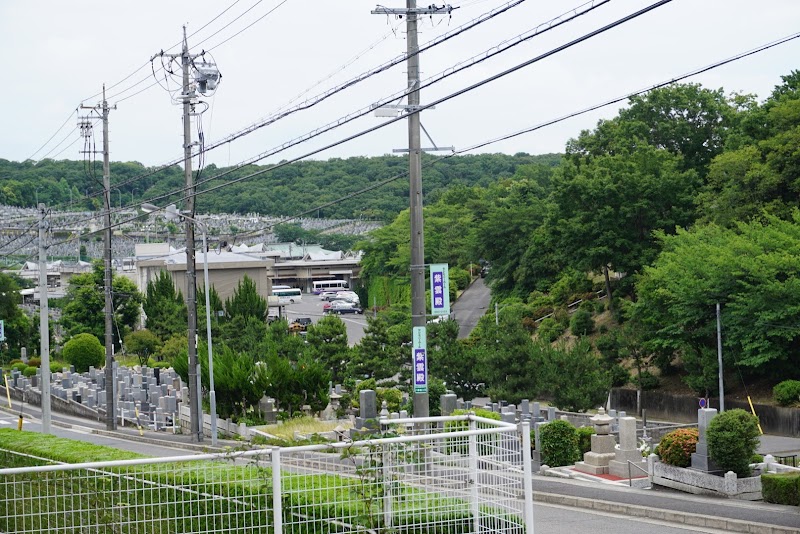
[2,0,799,170]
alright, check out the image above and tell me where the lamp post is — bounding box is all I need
[142,203,217,445]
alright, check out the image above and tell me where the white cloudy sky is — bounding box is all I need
[2,0,799,169]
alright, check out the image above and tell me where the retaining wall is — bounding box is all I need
[611,388,800,437]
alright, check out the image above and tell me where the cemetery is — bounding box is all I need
[2,360,800,507]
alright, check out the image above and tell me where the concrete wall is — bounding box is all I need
[0,384,103,421]
[611,388,800,437]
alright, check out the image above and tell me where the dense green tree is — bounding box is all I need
[124,329,162,366]
[0,273,33,359]
[547,146,699,305]
[220,314,268,356]
[697,72,800,225]
[196,342,260,418]
[534,339,609,412]
[224,275,267,321]
[470,318,536,403]
[60,263,142,349]
[632,213,800,391]
[349,316,397,381]
[305,315,349,383]
[427,319,481,399]
[62,333,104,372]
[143,271,187,342]
[567,83,735,175]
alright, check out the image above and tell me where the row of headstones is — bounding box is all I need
[8,364,186,429]
[354,391,586,429]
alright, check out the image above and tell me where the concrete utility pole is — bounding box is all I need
[37,204,51,434]
[80,86,116,431]
[716,302,724,412]
[372,1,453,419]
[160,27,205,442]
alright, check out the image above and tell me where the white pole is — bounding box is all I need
[201,225,218,445]
[717,302,724,412]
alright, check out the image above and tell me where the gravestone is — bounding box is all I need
[547,406,556,421]
[691,408,719,472]
[351,389,379,438]
[574,407,617,475]
[520,399,530,420]
[609,416,645,477]
[440,393,457,416]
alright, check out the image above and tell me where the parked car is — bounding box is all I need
[320,291,340,301]
[331,305,363,315]
[326,300,363,314]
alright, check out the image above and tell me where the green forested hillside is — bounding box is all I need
[0,152,560,221]
[358,72,800,400]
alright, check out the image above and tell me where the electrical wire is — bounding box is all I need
[43,9,800,255]
[25,109,79,162]
[72,0,587,213]
[203,0,291,51]
[47,0,677,247]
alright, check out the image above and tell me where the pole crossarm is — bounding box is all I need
[371,5,457,15]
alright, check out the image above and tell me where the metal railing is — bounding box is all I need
[0,414,534,534]
[627,460,651,488]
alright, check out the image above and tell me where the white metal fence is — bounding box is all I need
[0,415,533,534]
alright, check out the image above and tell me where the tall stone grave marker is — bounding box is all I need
[691,408,719,472]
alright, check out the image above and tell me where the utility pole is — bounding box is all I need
[716,302,724,412]
[372,1,453,419]
[159,27,215,442]
[37,204,51,434]
[80,86,116,431]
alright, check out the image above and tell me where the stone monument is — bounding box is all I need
[574,407,616,475]
[609,416,646,477]
[691,408,720,472]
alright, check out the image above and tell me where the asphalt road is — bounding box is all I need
[278,295,369,346]
[452,277,491,338]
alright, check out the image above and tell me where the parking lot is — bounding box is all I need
[276,294,370,346]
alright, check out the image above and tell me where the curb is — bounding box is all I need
[90,429,233,453]
[533,491,800,534]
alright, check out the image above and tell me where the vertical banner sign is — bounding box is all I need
[429,263,450,316]
[0,320,4,342]
[412,326,427,394]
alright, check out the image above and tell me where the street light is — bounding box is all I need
[141,203,217,445]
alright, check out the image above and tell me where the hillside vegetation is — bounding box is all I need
[0,152,559,222]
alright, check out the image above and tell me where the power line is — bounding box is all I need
[67,0,536,212]
[48,0,675,248]
[25,109,78,162]
[71,0,590,220]
[44,7,799,255]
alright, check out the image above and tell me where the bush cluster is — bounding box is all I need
[62,333,105,372]
[576,426,595,456]
[707,409,761,477]
[654,428,698,467]
[761,473,800,506]
[540,420,580,467]
[569,309,594,336]
[773,380,800,406]
[635,370,660,390]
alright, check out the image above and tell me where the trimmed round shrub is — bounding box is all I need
[761,473,800,506]
[540,420,580,467]
[576,426,595,456]
[62,333,104,372]
[655,428,698,467]
[27,357,41,368]
[570,309,594,336]
[537,317,563,343]
[707,409,761,477]
[22,366,38,377]
[11,362,27,373]
[773,380,800,406]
